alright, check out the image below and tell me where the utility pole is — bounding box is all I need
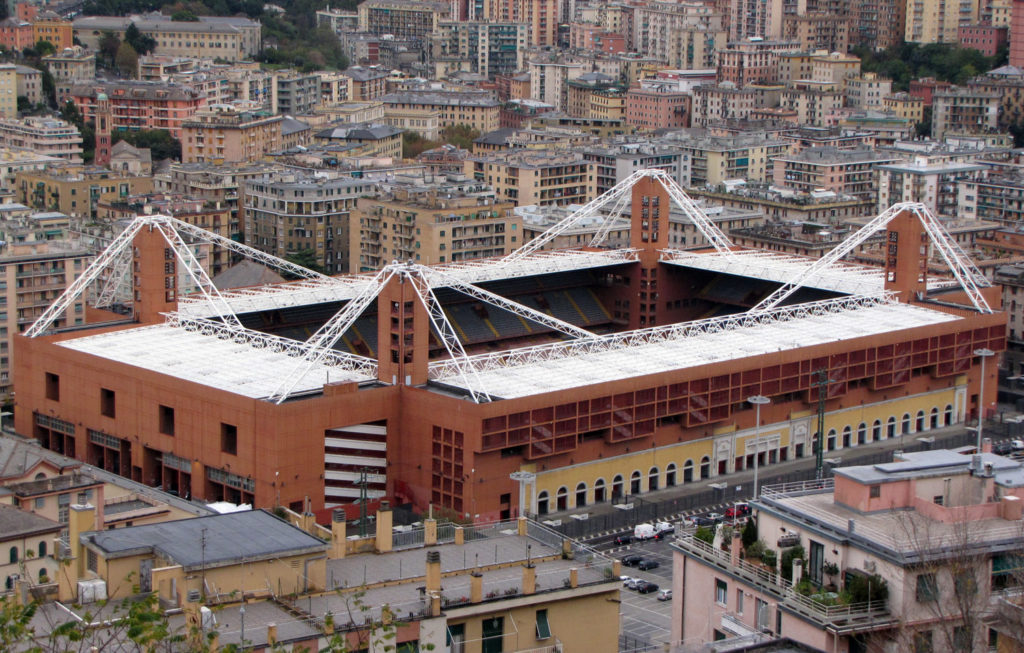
[812,369,829,480]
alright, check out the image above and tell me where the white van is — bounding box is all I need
[634,523,656,540]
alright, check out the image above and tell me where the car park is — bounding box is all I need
[653,522,675,539]
[614,534,633,546]
[693,512,723,527]
[994,442,1013,456]
[634,523,656,540]
[621,554,643,566]
[636,581,660,594]
[622,576,641,589]
[657,589,672,601]
[637,559,660,571]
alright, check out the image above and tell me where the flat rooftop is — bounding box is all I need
[431,296,958,399]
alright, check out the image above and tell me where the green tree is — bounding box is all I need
[171,9,198,20]
[441,124,480,150]
[124,23,156,56]
[98,31,120,68]
[115,41,139,78]
[113,128,182,160]
[741,517,758,549]
[34,39,56,56]
[284,249,326,277]
[402,131,439,159]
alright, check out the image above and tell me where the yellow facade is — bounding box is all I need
[884,94,925,123]
[591,91,625,121]
[530,385,964,508]
[0,65,16,120]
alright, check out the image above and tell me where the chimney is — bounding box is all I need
[522,563,536,595]
[971,454,983,474]
[425,550,441,593]
[983,438,993,454]
[1002,495,1023,520]
[847,519,855,534]
[792,558,804,587]
[330,509,347,559]
[569,567,579,588]
[730,530,742,566]
[424,517,437,546]
[375,501,393,553]
[67,503,96,586]
[267,623,278,646]
[470,571,483,603]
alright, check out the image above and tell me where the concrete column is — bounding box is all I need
[430,592,441,617]
[730,531,742,566]
[613,560,621,576]
[375,501,393,553]
[424,518,437,546]
[67,503,95,591]
[517,516,527,536]
[522,564,536,595]
[470,572,483,603]
[267,623,278,646]
[330,509,347,560]
[454,526,464,545]
[426,551,441,593]
[569,568,578,588]
[792,559,804,587]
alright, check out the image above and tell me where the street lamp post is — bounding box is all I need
[975,348,995,451]
[747,395,771,501]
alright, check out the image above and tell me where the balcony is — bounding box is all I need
[675,532,894,633]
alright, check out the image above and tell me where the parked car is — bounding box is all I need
[994,441,1013,456]
[622,576,641,588]
[614,534,633,546]
[725,503,751,519]
[635,580,660,594]
[634,523,656,540]
[621,554,644,567]
[654,522,675,539]
[657,589,672,601]
[693,512,723,527]
[1012,439,1024,452]
[637,559,660,571]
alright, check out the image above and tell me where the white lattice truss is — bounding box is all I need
[427,293,898,382]
[505,168,734,261]
[25,214,328,338]
[93,248,133,309]
[750,201,993,314]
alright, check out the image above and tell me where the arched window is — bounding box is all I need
[944,404,954,426]
[930,407,940,429]
[537,491,549,515]
[842,425,852,449]
[873,419,882,441]
[887,416,897,438]
[699,456,711,480]
[857,422,867,445]
[4,576,11,590]
[8,547,16,564]
[34,472,45,480]
[594,478,606,503]
[556,486,568,511]
[683,459,694,483]
[612,475,624,500]
[575,482,587,508]
[827,428,836,452]
[915,410,925,432]
[648,467,659,492]
[665,463,677,487]
[38,541,46,558]
[901,413,911,435]
[630,470,642,494]
[38,568,46,582]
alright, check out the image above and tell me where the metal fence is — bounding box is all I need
[392,526,425,550]
[620,634,660,652]
[551,429,977,540]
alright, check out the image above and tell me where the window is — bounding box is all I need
[159,405,175,436]
[916,573,938,602]
[8,546,16,564]
[45,372,59,401]
[220,423,237,455]
[736,588,744,615]
[913,630,932,653]
[86,548,97,573]
[715,578,727,605]
[34,497,44,509]
[38,541,46,558]
[100,388,115,418]
[953,625,972,651]
[535,609,551,640]
[955,570,976,598]
[869,485,880,498]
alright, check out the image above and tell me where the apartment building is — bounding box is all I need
[932,87,1001,139]
[0,117,83,164]
[781,84,845,128]
[274,71,321,116]
[0,240,90,397]
[70,82,207,140]
[968,68,1024,129]
[905,0,979,43]
[0,18,32,51]
[884,92,926,123]
[634,4,727,70]
[690,183,873,223]
[72,15,261,61]
[0,148,64,187]
[959,23,1008,55]
[315,7,359,36]
[692,84,771,128]
[14,167,154,219]
[582,141,690,194]
[13,65,39,105]
[782,12,849,52]
[181,107,283,164]
[566,72,623,119]
[773,147,899,202]
[430,22,529,79]
[312,122,402,158]
[351,187,517,271]
[224,66,275,109]
[959,170,1024,226]
[43,46,95,105]
[625,87,689,130]
[481,0,558,46]
[243,175,373,274]
[357,0,450,41]
[32,11,72,50]
[528,59,586,112]
[466,150,595,207]
[877,158,988,216]
[667,132,791,186]
[846,72,893,110]
[568,23,626,53]
[717,39,800,86]
[673,448,1024,652]
[342,67,388,102]
[380,90,500,132]
[0,64,15,121]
